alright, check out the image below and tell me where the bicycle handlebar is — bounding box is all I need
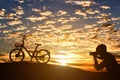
[21,34,40,46]
[35,43,41,46]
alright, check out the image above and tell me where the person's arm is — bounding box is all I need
[93,55,98,64]
[93,55,105,70]
[93,55,99,69]
[93,56,105,70]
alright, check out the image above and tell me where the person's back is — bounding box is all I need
[102,52,120,73]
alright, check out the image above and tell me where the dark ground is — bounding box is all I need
[0,61,119,80]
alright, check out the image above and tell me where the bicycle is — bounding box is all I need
[9,34,50,63]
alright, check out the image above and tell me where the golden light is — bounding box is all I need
[56,54,68,66]
[54,51,79,66]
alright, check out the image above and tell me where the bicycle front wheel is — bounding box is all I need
[9,49,25,63]
[36,49,50,63]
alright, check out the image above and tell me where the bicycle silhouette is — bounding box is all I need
[9,34,50,63]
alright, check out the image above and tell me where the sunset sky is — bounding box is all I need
[0,0,120,62]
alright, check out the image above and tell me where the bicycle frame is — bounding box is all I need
[18,44,40,58]
[16,34,41,58]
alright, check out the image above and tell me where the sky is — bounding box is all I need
[0,0,120,59]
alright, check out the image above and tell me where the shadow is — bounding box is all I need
[0,61,119,80]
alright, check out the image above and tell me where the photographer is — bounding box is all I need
[90,44,120,73]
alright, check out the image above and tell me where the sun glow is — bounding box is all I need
[56,54,68,66]
[54,51,79,66]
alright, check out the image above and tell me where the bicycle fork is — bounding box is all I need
[16,49,22,57]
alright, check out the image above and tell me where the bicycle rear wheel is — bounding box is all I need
[9,49,25,62]
[36,49,50,63]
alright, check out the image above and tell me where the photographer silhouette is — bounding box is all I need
[90,44,120,73]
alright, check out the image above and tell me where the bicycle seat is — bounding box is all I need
[35,43,41,46]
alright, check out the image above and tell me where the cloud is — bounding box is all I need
[7,19,23,26]
[100,13,111,18]
[0,9,6,16]
[65,0,93,7]
[96,13,111,24]
[86,8,100,14]
[12,6,24,15]
[57,17,69,24]
[75,9,87,17]
[111,17,120,21]
[2,30,11,34]
[55,10,68,16]
[0,17,4,19]
[100,6,110,10]
[59,25,72,30]
[45,20,56,25]
[37,24,55,29]
[0,24,6,29]
[84,24,97,29]
[57,16,79,24]
[26,15,47,22]
[69,17,79,22]
[5,13,16,19]
[26,10,53,22]
[32,8,41,13]
[40,11,53,16]
[13,25,27,31]
[97,19,109,24]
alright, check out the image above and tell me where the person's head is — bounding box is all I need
[96,44,107,54]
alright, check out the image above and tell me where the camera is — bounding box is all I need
[89,52,98,56]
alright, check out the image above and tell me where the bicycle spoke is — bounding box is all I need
[9,49,25,62]
[36,49,50,63]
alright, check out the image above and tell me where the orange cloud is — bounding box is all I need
[100,6,110,9]
[7,19,23,26]
[75,9,87,17]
